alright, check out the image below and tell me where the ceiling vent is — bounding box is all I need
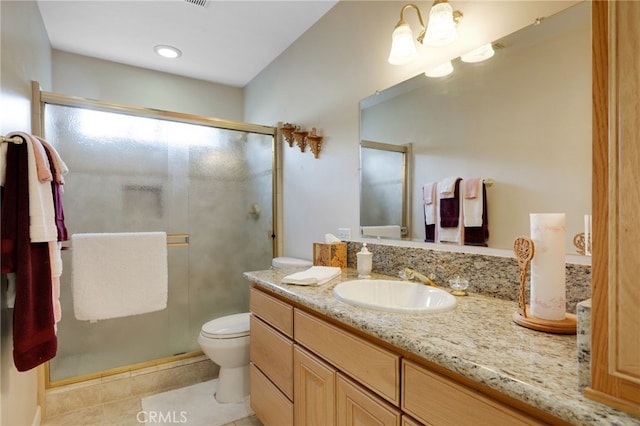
[184,0,208,8]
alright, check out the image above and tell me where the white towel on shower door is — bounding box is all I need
[71,232,168,321]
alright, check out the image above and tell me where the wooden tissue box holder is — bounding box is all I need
[313,242,347,268]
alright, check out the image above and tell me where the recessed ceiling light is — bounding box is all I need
[154,45,182,59]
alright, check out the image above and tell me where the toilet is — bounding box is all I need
[198,257,312,403]
[198,312,251,403]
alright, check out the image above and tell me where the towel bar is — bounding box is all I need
[61,233,190,250]
[0,136,24,144]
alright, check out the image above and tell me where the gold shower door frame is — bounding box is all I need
[31,81,282,389]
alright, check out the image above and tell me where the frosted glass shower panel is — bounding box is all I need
[45,105,172,233]
[43,103,275,382]
[187,129,274,342]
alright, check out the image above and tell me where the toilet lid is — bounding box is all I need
[201,312,250,339]
[272,257,313,268]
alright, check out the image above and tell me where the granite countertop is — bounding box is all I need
[244,268,640,426]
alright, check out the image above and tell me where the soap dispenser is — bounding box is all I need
[357,243,373,278]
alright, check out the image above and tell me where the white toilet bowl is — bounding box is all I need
[197,312,250,403]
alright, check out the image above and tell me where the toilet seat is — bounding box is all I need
[201,312,250,339]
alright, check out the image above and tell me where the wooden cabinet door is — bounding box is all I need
[401,416,423,426]
[294,346,336,426]
[336,374,401,426]
[588,0,640,416]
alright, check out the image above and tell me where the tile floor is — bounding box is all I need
[41,393,263,426]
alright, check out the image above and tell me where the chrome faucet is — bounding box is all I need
[401,268,437,287]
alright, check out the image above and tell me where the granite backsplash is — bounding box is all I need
[346,241,591,314]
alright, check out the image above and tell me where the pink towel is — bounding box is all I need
[465,178,481,199]
[423,182,436,204]
[31,135,53,183]
[37,137,68,185]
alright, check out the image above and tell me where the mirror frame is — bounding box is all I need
[359,140,412,239]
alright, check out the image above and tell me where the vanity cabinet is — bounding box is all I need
[588,0,640,417]
[249,286,556,426]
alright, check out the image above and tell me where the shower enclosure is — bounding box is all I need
[41,95,277,384]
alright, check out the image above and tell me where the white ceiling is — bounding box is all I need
[37,0,338,88]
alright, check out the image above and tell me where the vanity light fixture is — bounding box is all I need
[154,45,182,59]
[460,43,495,63]
[423,0,462,47]
[388,1,463,65]
[424,60,454,78]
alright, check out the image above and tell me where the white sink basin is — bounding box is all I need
[332,279,457,314]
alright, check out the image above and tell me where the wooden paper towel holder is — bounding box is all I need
[512,236,577,334]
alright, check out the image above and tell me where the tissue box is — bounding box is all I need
[313,242,347,268]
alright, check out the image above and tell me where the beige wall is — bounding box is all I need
[0,1,52,424]
[51,50,245,121]
[244,0,581,260]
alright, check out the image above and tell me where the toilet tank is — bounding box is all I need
[272,257,312,269]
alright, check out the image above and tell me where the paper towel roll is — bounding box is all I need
[530,213,566,320]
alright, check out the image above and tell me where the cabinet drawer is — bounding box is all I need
[250,287,293,338]
[250,315,293,399]
[336,373,401,426]
[402,360,545,426]
[294,309,400,405]
[250,363,293,426]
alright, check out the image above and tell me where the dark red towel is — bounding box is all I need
[439,178,462,228]
[464,183,489,247]
[1,141,57,371]
[425,224,436,242]
[43,145,68,242]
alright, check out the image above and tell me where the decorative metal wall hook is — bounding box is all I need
[307,128,324,159]
[293,130,309,152]
[280,123,296,147]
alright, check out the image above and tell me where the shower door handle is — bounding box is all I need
[167,234,190,247]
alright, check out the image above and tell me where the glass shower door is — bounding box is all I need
[43,103,274,383]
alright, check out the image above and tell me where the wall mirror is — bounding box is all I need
[359,2,591,254]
